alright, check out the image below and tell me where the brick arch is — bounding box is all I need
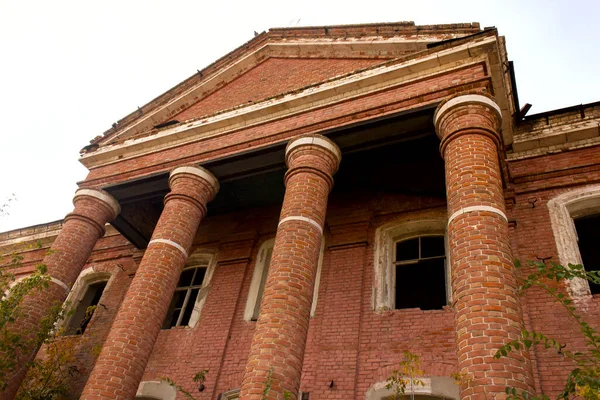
[57,264,118,333]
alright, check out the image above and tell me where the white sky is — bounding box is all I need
[0,0,598,232]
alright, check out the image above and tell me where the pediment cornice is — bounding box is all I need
[80,34,507,170]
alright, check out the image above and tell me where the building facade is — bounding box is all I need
[1,21,599,400]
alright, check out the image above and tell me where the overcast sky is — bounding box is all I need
[0,0,598,232]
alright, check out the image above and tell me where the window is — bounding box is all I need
[548,184,600,297]
[395,236,446,310]
[373,211,449,311]
[574,214,600,294]
[66,281,107,335]
[162,251,215,329]
[244,238,325,321]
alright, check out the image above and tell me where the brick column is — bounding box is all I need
[81,166,218,400]
[3,189,119,399]
[240,135,341,400]
[434,94,534,399]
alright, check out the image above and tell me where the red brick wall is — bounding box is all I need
[507,145,600,397]
[174,58,384,123]
[7,145,600,398]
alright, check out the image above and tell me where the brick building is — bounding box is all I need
[1,21,599,399]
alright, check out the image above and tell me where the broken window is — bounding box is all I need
[163,263,209,329]
[394,235,446,310]
[66,280,107,335]
[575,214,600,295]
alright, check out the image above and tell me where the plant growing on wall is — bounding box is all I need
[495,260,600,399]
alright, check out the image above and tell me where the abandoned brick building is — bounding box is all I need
[1,21,599,400]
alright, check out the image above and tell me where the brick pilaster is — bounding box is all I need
[434,94,534,399]
[240,135,341,400]
[3,189,119,399]
[81,166,218,400]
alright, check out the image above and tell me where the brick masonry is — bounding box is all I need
[435,93,534,398]
[81,167,219,399]
[1,21,599,400]
[239,135,341,400]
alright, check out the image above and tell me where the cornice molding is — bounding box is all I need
[80,37,500,170]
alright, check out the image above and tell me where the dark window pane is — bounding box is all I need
[192,267,207,286]
[396,258,446,310]
[172,290,186,308]
[67,281,107,335]
[168,309,181,328]
[180,288,200,326]
[421,236,445,258]
[575,215,600,295]
[177,268,195,287]
[396,238,419,261]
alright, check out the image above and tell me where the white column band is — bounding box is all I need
[148,238,188,258]
[278,216,323,235]
[448,205,508,226]
[50,277,70,294]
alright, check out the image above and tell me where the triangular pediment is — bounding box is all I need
[83,22,482,151]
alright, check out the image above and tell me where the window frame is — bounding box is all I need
[373,210,449,311]
[393,234,448,310]
[59,268,113,336]
[548,184,600,297]
[163,250,217,329]
[244,238,325,322]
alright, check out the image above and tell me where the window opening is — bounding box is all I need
[163,264,207,329]
[252,246,273,321]
[395,235,446,310]
[66,281,107,335]
[575,214,600,295]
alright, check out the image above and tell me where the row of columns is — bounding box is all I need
[5,93,533,399]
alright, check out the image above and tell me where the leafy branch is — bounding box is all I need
[494,260,600,399]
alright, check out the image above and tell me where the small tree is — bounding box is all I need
[386,350,426,399]
[495,260,600,399]
[0,243,78,399]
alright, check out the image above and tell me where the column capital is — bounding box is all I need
[284,134,342,191]
[434,93,503,156]
[170,166,219,194]
[285,134,342,165]
[166,165,219,218]
[73,188,120,219]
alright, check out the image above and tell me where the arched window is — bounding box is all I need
[61,268,112,336]
[162,251,216,329]
[244,238,325,321]
[373,211,449,311]
[548,184,600,297]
